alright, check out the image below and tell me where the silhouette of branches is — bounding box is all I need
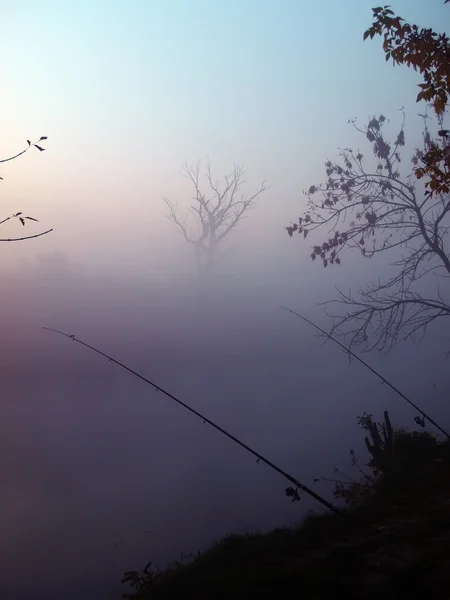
[0,136,47,165]
[0,136,52,242]
[364,4,450,196]
[287,112,450,352]
[323,287,450,354]
[165,160,268,274]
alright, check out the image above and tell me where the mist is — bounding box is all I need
[1,1,450,598]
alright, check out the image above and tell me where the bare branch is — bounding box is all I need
[0,136,48,166]
[163,197,198,244]
[165,160,268,274]
[0,137,51,242]
[0,228,53,242]
[288,111,450,352]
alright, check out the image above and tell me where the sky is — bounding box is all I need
[1,1,450,598]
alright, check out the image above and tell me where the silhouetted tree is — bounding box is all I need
[287,5,450,353]
[165,161,268,274]
[364,3,450,195]
[287,110,450,353]
[0,136,52,241]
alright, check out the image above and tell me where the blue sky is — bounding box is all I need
[2,0,447,282]
[3,0,447,207]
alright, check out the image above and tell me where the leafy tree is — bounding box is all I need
[1,137,52,241]
[165,160,268,275]
[364,3,450,195]
[287,111,450,352]
[287,5,450,353]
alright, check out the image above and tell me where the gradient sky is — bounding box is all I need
[2,0,448,276]
[1,2,450,599]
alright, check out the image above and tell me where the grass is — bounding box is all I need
[121,423,450,599]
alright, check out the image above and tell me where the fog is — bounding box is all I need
[2,1,450,598]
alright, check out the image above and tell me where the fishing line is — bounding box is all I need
[280,306,450,439]
[42,326,343,516]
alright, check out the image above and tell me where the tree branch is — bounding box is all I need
[165,160,268,273]
[0,136,48,166]
[0,228,53,242]
[287,111,450,352]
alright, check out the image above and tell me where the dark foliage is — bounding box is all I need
[121,411,450,599]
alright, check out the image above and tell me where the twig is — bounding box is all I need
[0,228,53,242]
[41,326,343,516]
[0,137,47,165]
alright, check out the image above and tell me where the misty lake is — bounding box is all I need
[2,0,449,597]
[1,271,448,599]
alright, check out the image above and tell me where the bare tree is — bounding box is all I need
[287,111,450,353]
[164,161,268,274]
[1,136,52,241]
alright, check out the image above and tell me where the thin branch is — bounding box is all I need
[0,148,29,164]
[288,111,450,351]
[0,137,50,241]
[0,137,47,165]
[0,228,53,242]
[165,160,268,274]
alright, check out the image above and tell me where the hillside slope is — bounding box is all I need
[122,431,450,599]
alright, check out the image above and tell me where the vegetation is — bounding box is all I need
[121,412,450,599]
[287,108,450,353]
[121,5,450,598]
[0,136,52,241]
[365,3,450,196]
[313,410,441,507]
[164,161,268,274]
[287,3,450,353]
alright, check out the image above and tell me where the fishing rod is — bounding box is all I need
[42,326,343,516]
[280,306,450,439]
